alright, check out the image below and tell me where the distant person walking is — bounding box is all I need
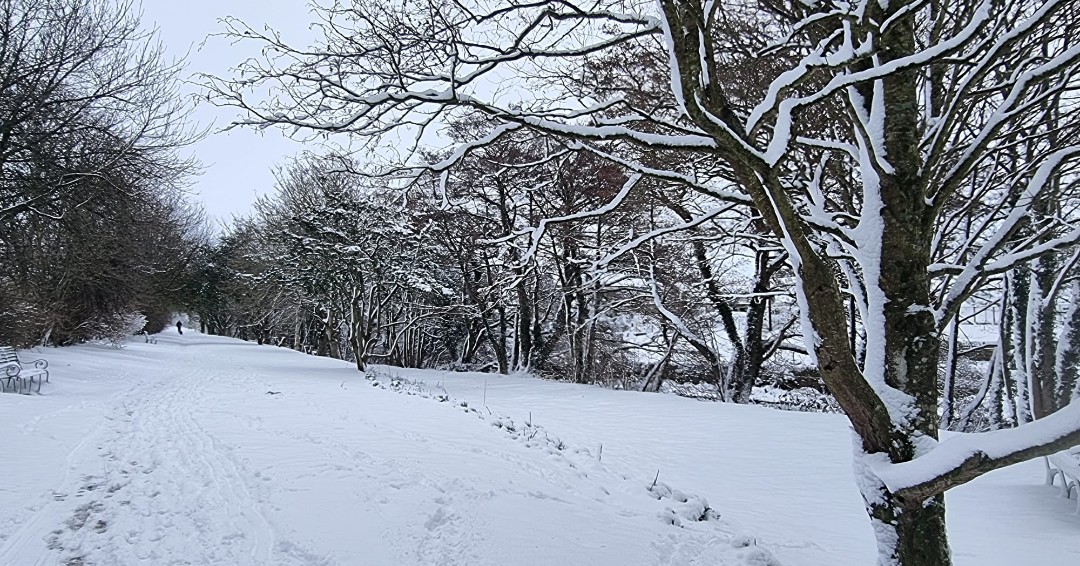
[176,320,183,335]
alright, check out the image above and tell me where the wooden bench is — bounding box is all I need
[1045,447,1080,515]
[0,345,49,394]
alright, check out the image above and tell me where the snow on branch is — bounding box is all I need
[922,0,1077,189]
[934,146,1080,327]
[928,42,1080,207]
[874,400,1080,505]
[572,143,752,205]
[594,205,732,270]
[748,0,994,165]
[519,173,643,262]
[648,264,712,351]
[206,1,693,160]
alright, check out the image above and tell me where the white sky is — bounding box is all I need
[141,1,317,229]
[141,1,572,230]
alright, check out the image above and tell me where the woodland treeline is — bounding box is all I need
[197,132,1079,429]
[0,0,206,346]
[195,3,1080,437]
[189,148,802,403]
[4,0,1077,438]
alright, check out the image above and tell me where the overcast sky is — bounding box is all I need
[141,1,318,229]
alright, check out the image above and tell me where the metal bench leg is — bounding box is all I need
[1046,458,1059,486]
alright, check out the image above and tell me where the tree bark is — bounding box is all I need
[1028,254,1058,419]
[868,494,949,566]
[1055,280,1080,407]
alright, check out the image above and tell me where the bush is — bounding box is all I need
[88,311,147,347]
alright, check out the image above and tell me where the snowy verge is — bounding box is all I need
[365,366,781,564]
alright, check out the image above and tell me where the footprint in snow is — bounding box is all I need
[424,506,453,531]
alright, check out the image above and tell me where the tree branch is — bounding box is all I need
[877,400,1080,506]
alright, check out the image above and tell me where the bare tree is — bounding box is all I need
[0,0,198,221]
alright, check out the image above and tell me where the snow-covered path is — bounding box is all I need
[2,330,1078,565]
[1,332,772,566]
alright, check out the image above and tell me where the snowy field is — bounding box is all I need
[1,329,1077,565]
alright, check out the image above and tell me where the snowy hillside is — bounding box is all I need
[1,330,1076,565]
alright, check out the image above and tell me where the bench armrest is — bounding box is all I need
[27,358,47,370]
[2,362,20,377]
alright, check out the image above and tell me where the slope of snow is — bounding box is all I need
[382,367,1080,566]
[1,331,774,566]
[1,330,1076,565]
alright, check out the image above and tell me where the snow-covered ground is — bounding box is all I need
[1,329,1077,565]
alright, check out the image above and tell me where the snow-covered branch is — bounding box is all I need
[875,400,1080,506]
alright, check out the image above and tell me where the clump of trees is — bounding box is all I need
[0,0,206,346]
[188,155,460,370]
[206,0,1080,564]
[192,150,802,388]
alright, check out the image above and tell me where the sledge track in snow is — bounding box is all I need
[3,348,278,565]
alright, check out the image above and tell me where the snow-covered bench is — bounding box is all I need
[0,345,49,394]
[1045,447,1080,514]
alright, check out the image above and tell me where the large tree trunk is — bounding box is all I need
[941,316,961,430]
[509,254,535,372]
[666,0,954,558]
[514,276,533,370]
[464,257,509,374]
[734,249,779,404]
[1055,280,1080,407]
[858,8,950,561]
[1028,253,1058,419]
[292,304,304,351]
[875,495,950,566]
[350,296,365,372]
[1006,266,1034,423]
[664,200,749,402]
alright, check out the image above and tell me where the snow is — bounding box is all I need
[873,401,1080,494]
[751,0,993,166]
[522,173,641,262]
[657,8,687,119]
[936,146,1080,328]
[847,100,917,429]
[2,330,1078,565]
[594,206,730,271]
